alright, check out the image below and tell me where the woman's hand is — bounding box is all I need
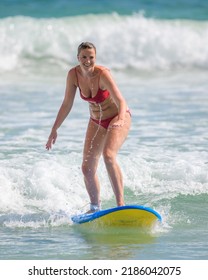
[46,129,57,150]
[110,119,125,128]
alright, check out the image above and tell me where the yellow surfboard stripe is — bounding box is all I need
[88,209,158,227]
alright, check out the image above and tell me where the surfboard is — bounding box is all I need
[71,205,162,227]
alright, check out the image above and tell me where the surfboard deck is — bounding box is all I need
[71,205,161,227]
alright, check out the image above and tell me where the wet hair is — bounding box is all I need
[77,42,96,56]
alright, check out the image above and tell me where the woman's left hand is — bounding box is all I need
[110,119,125,128]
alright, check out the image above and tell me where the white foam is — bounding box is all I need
[122,151,208,199]
[0,13,208,75]
[1,146,207,228]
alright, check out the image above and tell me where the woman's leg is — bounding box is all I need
[82,119,106,207]
[103,112,131,206]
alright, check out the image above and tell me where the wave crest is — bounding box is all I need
[1,13,208,74]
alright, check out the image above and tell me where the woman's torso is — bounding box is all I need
[74,65,118,120]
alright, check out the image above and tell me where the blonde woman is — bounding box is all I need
[46,42,131,213]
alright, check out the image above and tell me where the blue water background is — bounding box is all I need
[0,0,208,260]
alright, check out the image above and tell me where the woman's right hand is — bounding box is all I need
[46,129,57,150]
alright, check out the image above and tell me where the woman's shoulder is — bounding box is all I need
[96,65,110,73]
[67,66,79,78]
[96,66,111,81]
[66,66,79,87]
[68,65,78,74]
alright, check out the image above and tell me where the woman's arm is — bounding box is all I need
[46,69,77,150]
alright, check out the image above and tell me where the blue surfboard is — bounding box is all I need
[71,205,161,227]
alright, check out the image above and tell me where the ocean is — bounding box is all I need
[0,0,208,261]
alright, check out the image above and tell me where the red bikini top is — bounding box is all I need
[75,67,110,104]
[80,88,110,103]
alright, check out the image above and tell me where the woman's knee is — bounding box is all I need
[82,159,97,178]
[103,148,116,165]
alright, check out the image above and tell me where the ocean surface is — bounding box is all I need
[0,0,208,260]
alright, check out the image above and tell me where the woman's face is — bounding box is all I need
[78,48,96,72]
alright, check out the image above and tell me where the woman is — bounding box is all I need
[46,42,131,213]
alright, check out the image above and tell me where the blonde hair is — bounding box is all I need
[77,42,96,56]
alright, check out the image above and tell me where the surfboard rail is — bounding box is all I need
[71,205,162,226]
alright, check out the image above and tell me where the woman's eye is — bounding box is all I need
[81,55,94,59]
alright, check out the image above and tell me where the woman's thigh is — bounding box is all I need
[82,119,107,168]
[103,112,131,157]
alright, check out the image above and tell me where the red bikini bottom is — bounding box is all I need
[90,110,131,129]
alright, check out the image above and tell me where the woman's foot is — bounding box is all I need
[85,203,100,214]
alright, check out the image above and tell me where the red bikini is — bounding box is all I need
[80,88,110,104]
[74,67,117,129]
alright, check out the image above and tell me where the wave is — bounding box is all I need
[0,13,208,75]
[1,150,208,215]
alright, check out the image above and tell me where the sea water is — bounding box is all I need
[0,0,208,260]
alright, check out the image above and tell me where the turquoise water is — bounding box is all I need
[1,0,208,20]
[0,0,208,260]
